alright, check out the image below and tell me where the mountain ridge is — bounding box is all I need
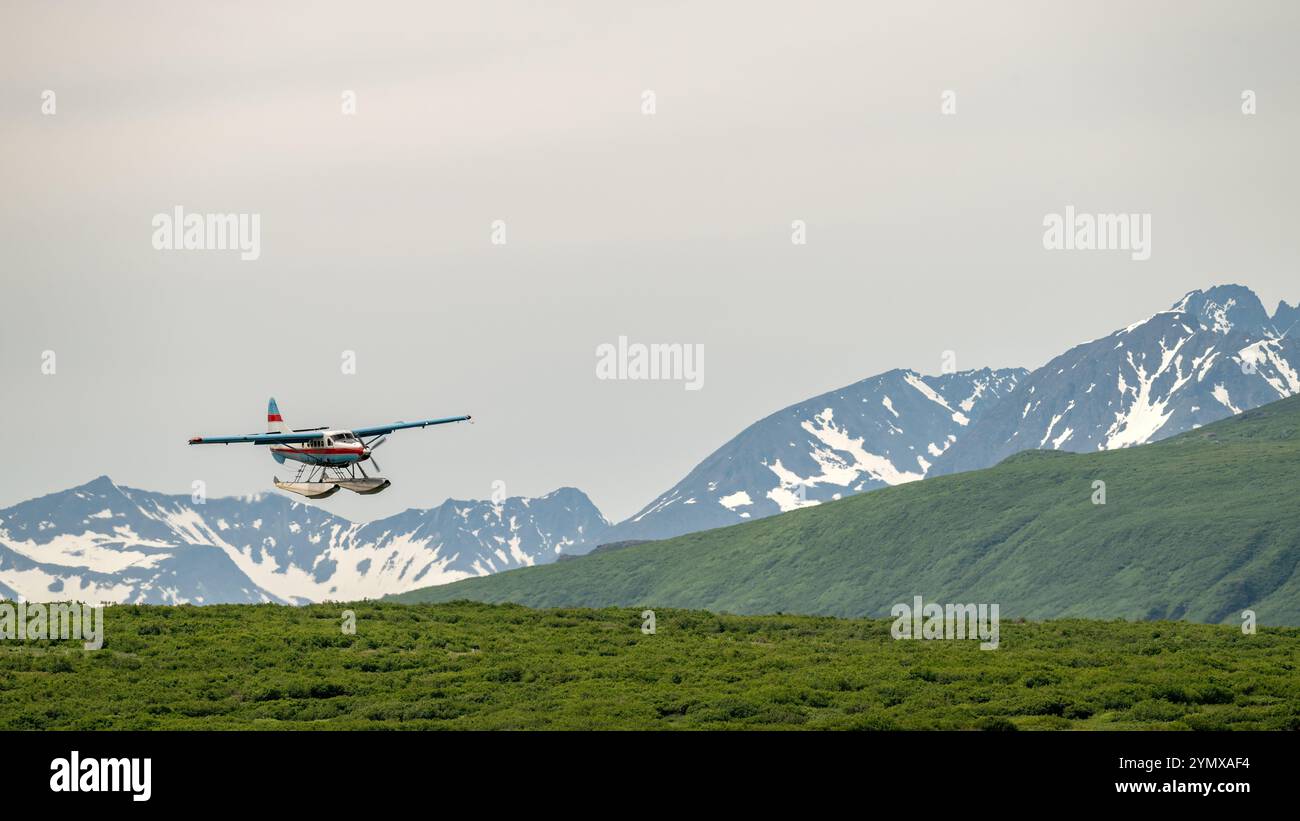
[932,284,1300,474]
[598,365,1028,543]
[603,284,1299,542]
[0,476,609,605]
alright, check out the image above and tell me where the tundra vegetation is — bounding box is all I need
[0,602,1295,730]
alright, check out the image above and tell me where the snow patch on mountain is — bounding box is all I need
[719,491,753,510]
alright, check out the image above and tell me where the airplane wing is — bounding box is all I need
[351,415,472,438]
[188,432,323,445]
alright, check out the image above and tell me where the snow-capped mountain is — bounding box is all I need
[0,476,609,605]
[599,367,1027,543]
[933,285,1300,474]
[601,284,1297,544]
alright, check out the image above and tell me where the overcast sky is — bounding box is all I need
[2,1,1298,523]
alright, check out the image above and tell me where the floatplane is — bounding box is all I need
[188,398,471,499]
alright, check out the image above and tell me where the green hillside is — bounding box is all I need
[392,395,1300,624]
[2,602,1297,730]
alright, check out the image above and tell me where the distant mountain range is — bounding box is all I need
[0,477,607,604]
[601,284,1299,543]
[3,284,1296,605]
[394,393,1300,625]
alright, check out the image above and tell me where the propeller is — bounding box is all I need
[365,436,388,474]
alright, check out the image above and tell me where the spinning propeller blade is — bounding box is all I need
[366,436,387,473]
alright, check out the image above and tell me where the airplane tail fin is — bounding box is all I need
[267,398,289,434]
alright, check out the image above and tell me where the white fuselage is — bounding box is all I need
[271,430,368,466]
